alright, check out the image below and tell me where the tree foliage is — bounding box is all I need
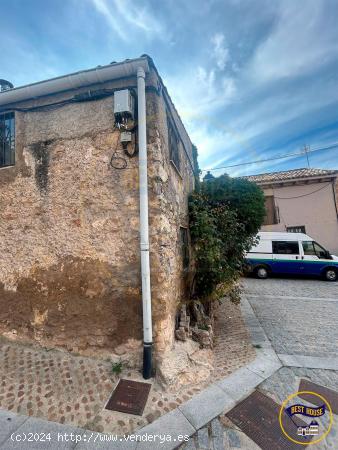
[189,173,265,298]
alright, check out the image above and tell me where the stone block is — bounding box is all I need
[0,409,27,447]
[197,427,209,450]
[135,408,195,450]
[215,366,263,402]
[3,416,84,449]
[179,384,235,430]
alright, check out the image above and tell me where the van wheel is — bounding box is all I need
[255,266,268,279]
[324,268,337,281]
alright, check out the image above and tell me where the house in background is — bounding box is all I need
[244,168,338,254]
[0,56,195,371]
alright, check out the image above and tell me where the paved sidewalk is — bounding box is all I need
[0,295,254,440]
[212,299,255,380]
[180,277,338,449]
[0,292,281,449]
[2,277,337,449]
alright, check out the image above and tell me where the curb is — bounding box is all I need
[0,296,283,450]
[132,295,283,449]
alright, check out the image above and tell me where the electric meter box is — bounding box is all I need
[120,131,132,142]
[114,90,134,118]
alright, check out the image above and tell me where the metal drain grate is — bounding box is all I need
[299,379,338,414]
[105,379,151,415]
[226,390,313,450]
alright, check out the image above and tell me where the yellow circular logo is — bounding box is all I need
[279,390,333,445]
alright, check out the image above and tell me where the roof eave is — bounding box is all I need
[253,173,338,186]
[0,57,150,107]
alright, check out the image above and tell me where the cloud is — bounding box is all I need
[91,0,166,41]
[91,0,126,40]
[165,0,338,176]
[113,0,163,34]
[249,0,338,82]
[1,34,62,86]
[2,0,337,176]
[166,66,236,121]
[211,33,229,70]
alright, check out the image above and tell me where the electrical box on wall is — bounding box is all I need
[120,131,132,142]
[114,89,134,119]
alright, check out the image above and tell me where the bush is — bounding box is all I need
[189,173,265,299]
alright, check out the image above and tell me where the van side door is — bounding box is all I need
[272,240,302,274]
[301,241,330,275]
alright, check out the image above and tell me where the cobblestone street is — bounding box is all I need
[1,276,338,449]
[0,339,206,437]
[0,298,253,445]
[243,278,338,357]
[183,276,338,449]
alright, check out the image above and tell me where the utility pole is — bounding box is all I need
[303,145,310,168]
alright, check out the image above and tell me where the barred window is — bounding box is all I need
[167,116,180,170]
[287,225,306,233]
[180,227,190,270]
[0,112,15,167]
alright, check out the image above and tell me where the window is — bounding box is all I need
[302,241,328,259]
[180,227,190,270]
[302,241,315,255]
[272,241,299,254]
[287,226,306,233]
[0,112,15,167]
[167,116,180,170]
[263,196,279,225]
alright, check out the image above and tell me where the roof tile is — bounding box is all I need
[243,168,338,183]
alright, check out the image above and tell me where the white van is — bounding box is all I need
[245,232,338,281]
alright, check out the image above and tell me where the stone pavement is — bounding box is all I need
[0,287,279,449]
[180,277,338,450]
[1,276,337,449]
[212,299,255,381]
[0,338,205,437]
[0,296,254,447]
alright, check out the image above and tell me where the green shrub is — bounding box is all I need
[189,172,265,299]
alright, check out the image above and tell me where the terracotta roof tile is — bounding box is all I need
[243,168,338,184]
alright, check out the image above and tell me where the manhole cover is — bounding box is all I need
[226,390,312,450]
[299,379,338,414]
[105,379,151,415]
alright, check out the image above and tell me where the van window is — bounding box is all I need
[302,241,327,258]
[272,241,299,255]
[302,241,315,255]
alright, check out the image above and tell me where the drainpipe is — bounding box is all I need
[137,66,153,379]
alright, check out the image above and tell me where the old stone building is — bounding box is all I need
[0,56,195,368]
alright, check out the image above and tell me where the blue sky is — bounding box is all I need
[1,0,338,176]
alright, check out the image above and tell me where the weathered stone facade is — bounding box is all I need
[0,58,195,365]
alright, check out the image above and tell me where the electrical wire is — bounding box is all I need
[274,182,331,199]
[201,142,338,172]
[110,151,128,170]
[0,87,137,114]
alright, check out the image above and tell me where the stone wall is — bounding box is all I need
[0,68,194,364]
[145,73,195,355]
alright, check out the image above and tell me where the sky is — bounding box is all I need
[1,0,338,176]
